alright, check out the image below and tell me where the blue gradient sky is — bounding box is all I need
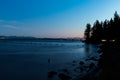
[0,0,120,38]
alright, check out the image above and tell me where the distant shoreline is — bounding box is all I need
[0,38,83,42]
[0,36,83,42]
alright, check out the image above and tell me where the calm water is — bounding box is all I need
[0,40,100,80]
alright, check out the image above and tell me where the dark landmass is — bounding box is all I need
[83,11,120,80]
[96,42,120,80]
[82,42,120,80]
[0,36,36,40]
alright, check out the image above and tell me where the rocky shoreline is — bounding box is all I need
[47,42,120,80]
[47,47,101,80]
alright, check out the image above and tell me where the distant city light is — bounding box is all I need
[101,39,116,42]
[110,39,116,42]
[101,39,107,42]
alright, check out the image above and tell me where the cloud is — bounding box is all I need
[1,24,20,30]
[0,19,24,30]
[6,20,24,25]
[0,19,24,25]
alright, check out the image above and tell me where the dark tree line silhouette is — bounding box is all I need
[84,11,120,43]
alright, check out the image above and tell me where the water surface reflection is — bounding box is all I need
[0,40,100,80]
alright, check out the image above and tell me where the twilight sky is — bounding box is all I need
[0,0,120,38]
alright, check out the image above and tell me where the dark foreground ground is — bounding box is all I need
[83,42,120,80]
[99,42,120,80]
